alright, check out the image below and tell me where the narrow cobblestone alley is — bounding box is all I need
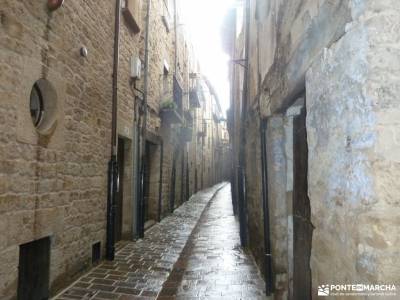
[158,184,266,300]
[54,183,266,300]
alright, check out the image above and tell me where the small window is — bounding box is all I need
[163,65,169,99]
[29,79,58,135]
[30,83,44,127]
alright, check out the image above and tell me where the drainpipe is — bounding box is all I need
[174,0,178,74]
[186,156,189,201]
[237,0,250,247]
[229,16,238,215]
[260,120,274,295]
[106,0,121,261]
[180,145,185,204]
[137,0,151,239]
[158,141,164,221]
[135,107,142,237]
[133,100,141,239]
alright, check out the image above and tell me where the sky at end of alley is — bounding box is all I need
[180,0,237,116]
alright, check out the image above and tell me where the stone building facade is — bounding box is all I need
[0,0,227,299]
[225,0,400,299]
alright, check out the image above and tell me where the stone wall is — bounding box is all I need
[306,0,400,294]
[0,1,115,298]
[0,0,228,299]
[227,0,400,298]
[142,0,175,220]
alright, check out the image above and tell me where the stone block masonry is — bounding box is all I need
[0,0,230,298]
[1,1,115,298]
[306,2,400,289]
[225,0,400,298]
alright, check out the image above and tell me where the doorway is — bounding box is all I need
[292,106,313,299]
[143,140,158,229]
[115,137,125,242]
[195,168,198,193]
[170,153,177,213]
[18,237,51,300]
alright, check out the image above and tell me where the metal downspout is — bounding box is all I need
[158,141,164,221]
[106,0,121,261]
[237,0,251,247]
[137,0,151,239]
[260,120,274,295]
[174,0,178,74]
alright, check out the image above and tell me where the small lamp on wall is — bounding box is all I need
[48,0,64,11]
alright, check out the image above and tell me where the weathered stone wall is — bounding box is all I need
[227,0,400,298]
[0,0,228,298]
[143,0,173,220]
[255,0,351,115]
[141,0,189,220]
[118,0,145,240]
[0,1,116,298]
[306,1,400,296]
[244,109,265,272]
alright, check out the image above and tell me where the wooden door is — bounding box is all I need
[18,237,50,300]
[293,106,313,299]
[115,137,125,242]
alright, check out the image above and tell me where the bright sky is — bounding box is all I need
[180,0,235,116]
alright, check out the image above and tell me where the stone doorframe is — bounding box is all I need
[263,96,313,299]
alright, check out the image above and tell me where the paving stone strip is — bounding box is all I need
[53,183,227,300]
[157,183,267,300]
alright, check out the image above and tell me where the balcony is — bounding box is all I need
[197,123,207,137]
[173,76,183,115]
[189,87,201,108]
[184,110,194,125]
[160,101,183,124]
[180,126,193,142]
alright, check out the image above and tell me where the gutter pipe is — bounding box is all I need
[137,0,151,238]
[106,0,122,261]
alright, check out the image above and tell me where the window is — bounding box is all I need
[28,79,58,135]
[30,83,44,127]
[163,66,169,100]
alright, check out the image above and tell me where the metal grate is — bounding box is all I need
[92,242,101,264]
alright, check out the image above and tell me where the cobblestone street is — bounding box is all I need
[54,183,266,300]
[157,183,267,300]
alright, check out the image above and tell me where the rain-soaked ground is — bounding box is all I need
[55,183,267,300]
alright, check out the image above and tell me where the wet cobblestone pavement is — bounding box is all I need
[54,183,267,300]
[157,184,267,300]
